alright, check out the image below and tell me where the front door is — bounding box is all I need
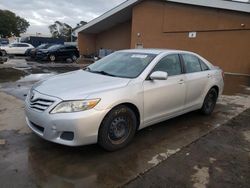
[143,54,186,126]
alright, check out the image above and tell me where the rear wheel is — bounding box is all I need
[98,105,137,151]
[49,54,56,62]
[200,88,218,115]
[71,54,78,62]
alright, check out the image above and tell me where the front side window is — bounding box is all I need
[88,52,156,78]
[182,54,202,73]
[152,54,182,76]
[48,45,63,50]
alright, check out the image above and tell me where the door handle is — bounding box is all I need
[178,79,184,84]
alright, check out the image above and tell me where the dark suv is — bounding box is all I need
[36,44,79,62]
[26,43,54,59]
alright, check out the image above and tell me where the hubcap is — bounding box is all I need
[50,55,55,61]
[108,116,130,144]
[205,92,216,111]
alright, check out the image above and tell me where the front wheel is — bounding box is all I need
[98,105,137,151]
[1,50,7,56]
[200,88,218,115]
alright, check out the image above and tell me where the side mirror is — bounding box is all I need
[150,71,168,80]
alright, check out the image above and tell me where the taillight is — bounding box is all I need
[221,70,224,78]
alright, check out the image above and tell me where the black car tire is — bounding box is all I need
[98,105,137,151]
[1,50,6,56]
[200,88,218,115]
[49,54,56,62]
[71,54,78,62]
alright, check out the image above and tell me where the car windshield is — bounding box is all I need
[47,44,62,50]
[87,52,156,78]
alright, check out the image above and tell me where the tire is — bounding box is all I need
[200,88,218,115]
[49,54,56,62]
[98,105,137,151]
[1,50,6,56]
[71,54,78,62]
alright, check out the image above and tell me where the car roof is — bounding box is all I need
[11,42,31,45]
[119,48,194,55]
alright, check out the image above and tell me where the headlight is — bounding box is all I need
[50,99,100,114]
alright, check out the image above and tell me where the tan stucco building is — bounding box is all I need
[77,0,250,74]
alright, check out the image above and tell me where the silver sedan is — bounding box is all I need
[25,49,224,151]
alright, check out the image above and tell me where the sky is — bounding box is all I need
[0,0,126,35]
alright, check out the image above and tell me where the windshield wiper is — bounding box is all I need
[91,70,117,77]
[85,67,117,77]
[84,67,91,71]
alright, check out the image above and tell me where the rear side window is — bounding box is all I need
[65,46,76,50]
[182,54,202,73]
[17,44,29,47]
[10,44,18,47]
[152,54,182,76]
[199,59,210,71]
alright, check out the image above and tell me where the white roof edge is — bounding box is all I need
[76,0,250,34]
[167,0,250,13]
[75,0,139,34]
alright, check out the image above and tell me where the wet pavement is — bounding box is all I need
[127,109,250,188]
[0,58,87,100]
[0,58,250,187]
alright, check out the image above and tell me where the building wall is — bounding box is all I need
[131,0,250,74]
[96,21,132,52]
[78,33,96,55]
[78,21,131,55]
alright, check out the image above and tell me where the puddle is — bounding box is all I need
[0,66,80,100]
[0,68,27,83]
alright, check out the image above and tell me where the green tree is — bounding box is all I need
[0,10,30,37]
[49,21,72,42]
[49,20,87,42]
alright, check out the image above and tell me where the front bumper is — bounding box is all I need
[25,91,108,146]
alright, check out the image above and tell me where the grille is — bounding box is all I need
[29,98,54,112]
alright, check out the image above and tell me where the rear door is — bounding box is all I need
[65,46,75,58]
[18,44,30,54]
[181,54,210,110]
[60,46,70,59]
[143,54,186,125]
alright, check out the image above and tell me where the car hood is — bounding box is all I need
[33,70,131,100]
